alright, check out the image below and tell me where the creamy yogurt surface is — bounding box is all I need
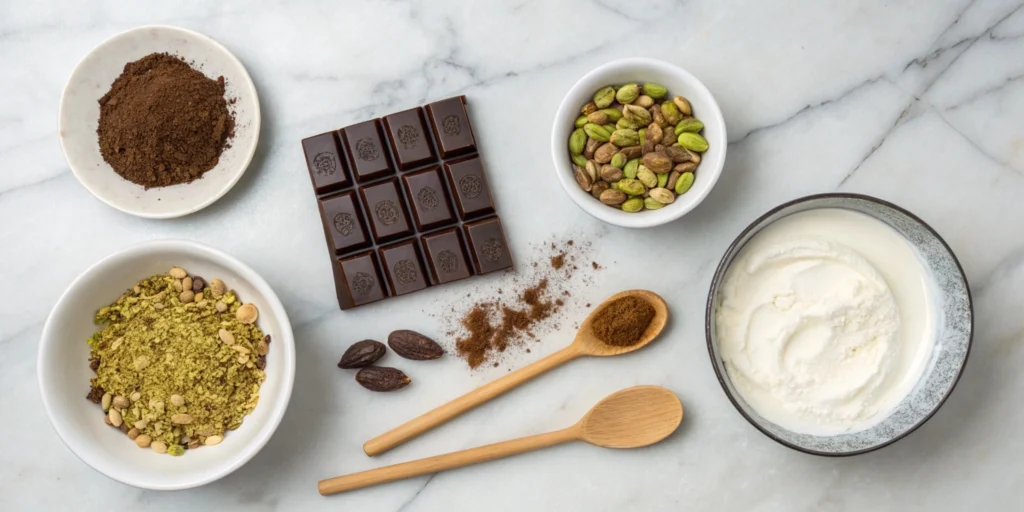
[717,208,937,435]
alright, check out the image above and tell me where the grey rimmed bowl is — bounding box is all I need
[705,193,972,456]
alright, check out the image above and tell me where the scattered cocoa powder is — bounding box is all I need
[97,53,235,188]
[440,235,604,369]
[551,254,566,270]
[592,297,656,347]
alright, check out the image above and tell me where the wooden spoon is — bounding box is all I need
[320,385,682,495]
[363,290,668,456]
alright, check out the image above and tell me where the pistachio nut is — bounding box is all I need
[664,145,691,163]
[616,83,640,104]
[674,171,695,195]
[649,187,676,204]
[673,161,697,174]
[650,104,667,128]
[620,145,642,159]
[642,152,673,173]
[584,137,601,159]
[636,166,658,188]
[621,197,644,213]
[623,158,640,179]
[573,165,593,192]
[593,86,616,108]
[571,153,587,167]
[661,127,677,146]
[581,101,598,115]
[677,132,709,152]
[590,181,610,199]
[623,104,652,125]
[599,188,628,206]
[644,197,665,210]
[642,140,655,155]
[610,129,640,147]
[667,170,681,190]
[686,147,702,164]
[585,160,600,182]
[655,144,666,154]
[602,124,616,134]
[674,118,704,134]
[586,110,610,125]
[617,178,646,196]
[583,123,611,142]
[637,128,646,144]
[660,101,683,125]
[645,123,663,143]
[673,96,693,116]
[616,117,643,131]
[575,115,588,128]
[642,83,668,99]
[600,108,623,122]
[569,128,586,155]
[610,152,627,169]
[594,142,618,163]
[657,172,669,188]
[633,95,655,108]
[600,164,623,182]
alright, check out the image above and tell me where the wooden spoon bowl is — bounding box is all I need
[573,290,669,357]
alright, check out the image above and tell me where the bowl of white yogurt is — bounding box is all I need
[705,194,972,455]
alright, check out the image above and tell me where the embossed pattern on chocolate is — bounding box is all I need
[301,96,512,309]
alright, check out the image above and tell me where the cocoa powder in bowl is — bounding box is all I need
[97,53,235,188]
[591,296,655,346]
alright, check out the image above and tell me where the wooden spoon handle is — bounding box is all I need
[363,345,582,456]
[320,427,578,495]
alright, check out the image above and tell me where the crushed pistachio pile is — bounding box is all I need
[86,266,269,456]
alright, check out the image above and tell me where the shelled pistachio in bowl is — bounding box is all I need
[568,83,709,212]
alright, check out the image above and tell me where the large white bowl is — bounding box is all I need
[38,240,294,490]
[551,58,726,228]
[59,26,261,218]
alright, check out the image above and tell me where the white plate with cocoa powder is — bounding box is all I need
[59,25,260,219]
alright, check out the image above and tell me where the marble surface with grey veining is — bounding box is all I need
[3,0,1024,510]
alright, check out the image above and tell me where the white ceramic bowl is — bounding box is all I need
[38,240,294,490]
[551,58,726,228]
[59,26,261,219]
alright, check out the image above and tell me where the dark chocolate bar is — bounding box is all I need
[302,96,512,309]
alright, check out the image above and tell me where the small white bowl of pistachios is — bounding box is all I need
[552,58,726,228]
[38,239,295,490]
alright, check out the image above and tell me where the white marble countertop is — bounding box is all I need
[3,0,1024,510]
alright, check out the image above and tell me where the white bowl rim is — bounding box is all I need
[550,57,727,228]
[58,25,261,219]
[37,238,295,489]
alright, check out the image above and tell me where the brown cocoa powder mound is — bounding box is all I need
[97,53,235,188]
[591,296,655,346]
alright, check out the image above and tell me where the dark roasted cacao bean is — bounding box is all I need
[338,339,386,369]
[388,330,444,360]
[355,366,411,392]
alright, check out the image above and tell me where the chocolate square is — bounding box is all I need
[383,108,435,170]
[335,251,387,308]
[302,131,350,194]
[341,120,393,182]
[359,178,413,243]
[379,240,429,295]
[401,167,456,231]
[318,191,371,254]
[421,228,473,284]
[444,155,495,220]
[463,217,512,274]
[426,96,476,158]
